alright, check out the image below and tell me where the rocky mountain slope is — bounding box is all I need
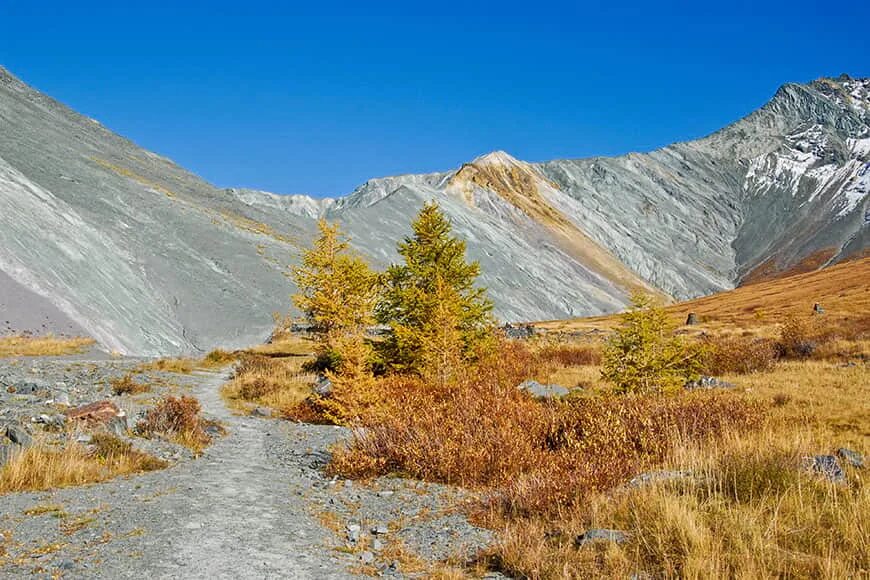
[1,67,867,355]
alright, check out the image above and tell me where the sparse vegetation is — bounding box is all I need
[0,335,94,357]
[601,294,704,393]
[110,374,150,395]
[136,395,219,453]
[0,437,166,494]
[135,357,196,374]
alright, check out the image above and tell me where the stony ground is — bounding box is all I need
[0,357,494,579]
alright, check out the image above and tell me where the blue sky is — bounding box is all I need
[2,1,868,197]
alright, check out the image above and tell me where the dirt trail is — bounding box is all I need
[0,370,354,579]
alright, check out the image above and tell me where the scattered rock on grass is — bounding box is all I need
[4,424,33,447]
[314,377,333,397]
[629,470,692,487]
[517,380,569,399]
[837,448,864,468]
[66,400,124,425]
[575,528,628,546]
[685,376,735,390]
[803,455,845,483]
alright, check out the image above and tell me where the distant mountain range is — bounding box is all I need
[1,67,867,355]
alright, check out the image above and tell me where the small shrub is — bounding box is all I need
[136,358,195,374]
[601,294,705,393]
[538,343,602,367]
[137,396,215,452]
[701,335,778,375]
[202,349,235,367]
[110,374,150,395]
[777,315,825,360]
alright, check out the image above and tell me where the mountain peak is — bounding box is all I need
[469,150,523,167]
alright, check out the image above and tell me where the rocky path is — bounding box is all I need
[0,367,492,579]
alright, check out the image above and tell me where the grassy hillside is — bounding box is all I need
[538,256,870,335]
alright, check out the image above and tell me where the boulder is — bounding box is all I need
[66,400,125,425]
[4,424,33,447]
[685,312,698,325]
[803,455,845,483]
[518,380,569,399]
[575,528,628,546]
[502,323,537,340]
[837,448,864,468]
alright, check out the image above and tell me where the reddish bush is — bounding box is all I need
[328,342,765,516]
[702,335,778,375]
[537,343,602,367]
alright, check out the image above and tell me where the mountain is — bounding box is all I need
[1,67,867,355]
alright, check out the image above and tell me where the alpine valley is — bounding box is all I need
[1,67,867,355]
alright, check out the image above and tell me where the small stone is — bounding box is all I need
[0,443,16,467]
[838,448,864,468]
[252,406,272,418]
[517,380,569,399]
[53,391,71,407]
[685,312,698,325]
[377,490,394,497]
[358,551,375,565]
[629,470,692,487]
[803,455,845,483]
[372,538,384,551]
[105,415,128,437]
[371,525,389,535]
[56,560,75,571]
[314,376,333,397]
[685,376,735,390]
[346,523,361,543]
[575,528,628,546]
[4,424,33,447]
[344,479,353,489]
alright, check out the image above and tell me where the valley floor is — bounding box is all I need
[0,364,490,579]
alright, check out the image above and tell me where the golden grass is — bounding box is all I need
[539,256,870,335]
[0,436,166,494]
[135,357,196,374]
[477,344,869,578]
[220,353,315,416]
[487,420,869,579]
[0,335,95,357]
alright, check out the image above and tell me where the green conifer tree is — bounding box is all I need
[376,202,494,375]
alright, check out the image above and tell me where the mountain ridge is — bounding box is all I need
[0,66,867,355]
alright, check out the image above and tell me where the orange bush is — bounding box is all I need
[702,335,778,375]
[328,342,764,516]
[137,396,217,451]
[537,343,602,367]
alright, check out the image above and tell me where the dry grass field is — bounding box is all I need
[538,256,870,337]
[0,335,95,357]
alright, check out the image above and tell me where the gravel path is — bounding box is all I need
[0,367,494,579]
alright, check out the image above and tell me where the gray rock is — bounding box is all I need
[4,424,33,447]
[0,442,16,467]
[53,390,71,406]
[803,455,846,483]
[105,415,128,437]
[838,448,864,468]
[371,524,389,535]
[685,312,698,325]
[359,551,375,565]
[575,528,628,546]
[314,377,333,397]
[629,470,692,487]
[252,406,272,418]
[517,380,569,399]
[685,376,735,389]
[372,538,384,551]
[346,523,361,543]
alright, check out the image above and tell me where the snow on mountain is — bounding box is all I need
[0,65,867,355]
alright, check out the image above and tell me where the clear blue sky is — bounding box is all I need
[2,1,868,197]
